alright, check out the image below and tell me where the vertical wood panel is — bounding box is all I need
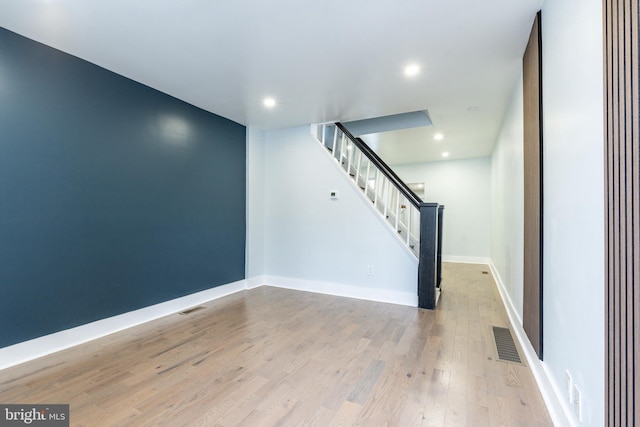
[634,1,640,421]
[604,0,640,425]
[604,0,614,424]
[523,12,543,359]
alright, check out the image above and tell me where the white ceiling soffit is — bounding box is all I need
[0,0,544,165]
[342,110,432,137]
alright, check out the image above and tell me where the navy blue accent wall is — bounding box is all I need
[0,28,246,347]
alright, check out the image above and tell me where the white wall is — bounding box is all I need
[260,126,418,302]
[491,74,525,317]
[246,126,266,282]
[393,158,492,262]
[540,0,604,425]
[491,1,605,425]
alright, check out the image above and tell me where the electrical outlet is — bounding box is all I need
[573,384,582,422]
[367,265,374,276]
[565,370,573,401]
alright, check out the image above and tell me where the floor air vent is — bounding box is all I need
[179,306,205,315]
[492,326,522,364]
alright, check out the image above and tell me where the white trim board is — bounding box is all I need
[0,279,250,371]
[264,275,418,307]
[245,276,266,290]
[488,261,573,427]
[442,255,491,265]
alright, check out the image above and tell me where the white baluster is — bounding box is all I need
[394,188,400,233]
[347,141,353,176]
[332,125,338,156]
[414,206,421,240]
[407,205,412,238]
[373,168,379,206]
[378,175,384,212]
[355,149,362,187]
[365,160,371,199]
[383,177,389,219]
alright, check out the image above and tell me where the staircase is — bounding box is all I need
[311,122,444,309]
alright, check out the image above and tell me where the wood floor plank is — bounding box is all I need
[328,401,362,427]
[397,399,425,426]
[0,263,552,426]
[421,389,448,427]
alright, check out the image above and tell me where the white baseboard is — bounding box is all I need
[487,262,523,326]
[0,279,251,371]
[442,255,491,265]
[264,275,418,307]
[488,261,573,427]
[245,276,266,289]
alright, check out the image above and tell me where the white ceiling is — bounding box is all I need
[0,0,542,165]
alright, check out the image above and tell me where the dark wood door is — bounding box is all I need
[523,12,543,360]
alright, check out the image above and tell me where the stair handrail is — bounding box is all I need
[335,123,423,209]
[316,122,443,310]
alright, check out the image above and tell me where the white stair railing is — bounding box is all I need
[313,123,420,258]
[314,122,445,309]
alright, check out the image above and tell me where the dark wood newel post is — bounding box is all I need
[437,205,444,288]
[418,203,443,309]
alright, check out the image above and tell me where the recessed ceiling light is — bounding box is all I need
[434,133,444,141]
[442,152,450,158]
[404,63,420,77]
[263,97,276,108]
[467,106,479,111]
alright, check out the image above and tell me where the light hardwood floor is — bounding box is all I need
[0,263,553,426]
